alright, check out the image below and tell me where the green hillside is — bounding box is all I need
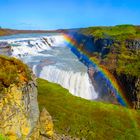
[78,25,140,78]
[37,78,140,140]
[80,24,140,40]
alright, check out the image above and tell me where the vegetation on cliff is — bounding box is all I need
[0,55,41,140]
[117,45,140,77]
[80,24,140,40]
[79,25,140,77]
[37,78,140,140]
[0,134,9,140]
[0,55,31,92]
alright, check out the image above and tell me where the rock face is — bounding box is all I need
[39,108,54,138]
[116,75,140,109]
[0,56,55,139]
[126,39,140,50]
[30,108,54,140]
[69,32,140,108]
[0,73,55,140]
[0,73,39,139]
[0,42,12,56]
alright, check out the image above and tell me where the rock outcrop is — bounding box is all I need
[0,73,39,139]
[0,42,12,56]
[30,108,54,140]
[0,56,55,139]
[69,32,140,108]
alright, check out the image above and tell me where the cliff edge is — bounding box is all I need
[0,55,54,140]
[68,25,140,108]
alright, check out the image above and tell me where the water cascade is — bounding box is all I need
[0,34,98,100]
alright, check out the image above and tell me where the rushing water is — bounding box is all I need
[0,33,98,100]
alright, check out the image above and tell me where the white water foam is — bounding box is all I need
[0,35,65,57]
[39,66,98,100]
[0,34,98,100]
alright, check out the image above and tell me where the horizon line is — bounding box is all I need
[1,24,139,31]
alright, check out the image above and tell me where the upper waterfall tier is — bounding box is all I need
[0,34,65,57]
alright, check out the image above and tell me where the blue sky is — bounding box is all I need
[0,0,140,30]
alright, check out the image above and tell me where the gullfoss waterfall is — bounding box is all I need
[0,33,131,106]
[0,34,98,100]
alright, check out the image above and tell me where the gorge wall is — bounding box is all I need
[0,56,54,140]
[67,32,140,108]
[0,77,39,139]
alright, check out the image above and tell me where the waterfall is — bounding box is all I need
[39,65,98,100]
[9,38,51,57]
[2,35,65,57]
[0,34,98,100]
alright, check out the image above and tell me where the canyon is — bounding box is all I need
[1,31,139,107]
[0,25,140,139]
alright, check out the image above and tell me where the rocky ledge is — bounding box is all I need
[68,31,140,109]
[0,56,54,140]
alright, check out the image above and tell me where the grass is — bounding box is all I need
[79,25,140,77]
[80,24,140,40]
[0,134,9,140]
[37,78,140,140]
[0,55,31,93]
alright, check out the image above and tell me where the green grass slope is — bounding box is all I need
[80,24,140,40]
[79,25,140,77]
[0,134,9,140]
[37,78,140,140]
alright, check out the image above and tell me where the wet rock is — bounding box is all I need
[126,39,140,50]
[0,42,12,56]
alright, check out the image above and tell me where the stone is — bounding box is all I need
[0,73,40,139]
[39,108,54,138]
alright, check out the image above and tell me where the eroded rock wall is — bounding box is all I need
[70,32,140,108]
[0,74,39,139]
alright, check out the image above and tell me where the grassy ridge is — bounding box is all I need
[79,25,140,77]
[37,78,140,140]
[80,24,140,40]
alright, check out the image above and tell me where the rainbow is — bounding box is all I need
[62,33,131,107]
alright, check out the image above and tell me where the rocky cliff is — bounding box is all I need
[0,55,54,140]
[0,77,39,139]
[69,29,140,108]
